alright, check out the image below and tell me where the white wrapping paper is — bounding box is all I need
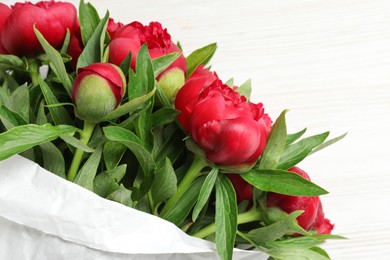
[0,155,267,259]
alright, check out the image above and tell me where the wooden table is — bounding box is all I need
[4,0,390,259]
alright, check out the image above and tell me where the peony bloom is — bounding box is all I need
[0,1,77,56]
[175,66,270,168]
[71,63,126,122]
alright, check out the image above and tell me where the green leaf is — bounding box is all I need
[151,157,177,206]
[277,132,329,170]
[103,126,156,177]
[258,110,288,169]
[309,132,347,155]
[103,141,127,170]
[74,144,103,190]
[0,124,77,160]
[215,174,237,260]
[286,128,307,146]
[93,164,127,197]
[192,167,218,221]
[237,79,251,100]
[128,44,155,100]
[0,54,27,70]
[225,78,234,88]
[34,27,73,95]
[6,83,29,122]
[266,247,330,260]
[151,107,180,127]
[107,184,134,207]
[265,234,346,249]
[79,0,101,46]
[186,43,217,78]
[152,52,181,77]
[0,105,28,130]
[39,142,66,178]
[162,176,204,226]
[60,29,71,54]
[36,101,48,125]
[119,51,132,77]
[38,77,74,126]
[77,11,109,69]
[60,134,94,153]
[100,87,156,122]
[154,80,171,107]
[93,172,120,197]
[242,169,328,196]
[246,210,303,244]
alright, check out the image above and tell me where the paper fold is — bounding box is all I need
[0,155,266,259]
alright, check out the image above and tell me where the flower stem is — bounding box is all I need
[67,121,96,181]
[160,155,208,217]
[192,207,262,239]
[28,60,40,86]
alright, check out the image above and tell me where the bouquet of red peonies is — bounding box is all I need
[0,1,346,259]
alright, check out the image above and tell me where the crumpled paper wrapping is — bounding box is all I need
[0,155,267,259]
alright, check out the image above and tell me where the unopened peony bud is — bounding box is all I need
[158,68,185,102]
[72,63,126,122]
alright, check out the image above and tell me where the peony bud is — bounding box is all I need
[71,63,126,122]
[158,68,185,102]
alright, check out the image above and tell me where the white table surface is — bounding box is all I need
[4,0,390,259]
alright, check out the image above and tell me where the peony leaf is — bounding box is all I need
[162,176,204,226]
[59,134,94,153]
[77,11,109,69]
[103,141,127,171]
[245,210,303,244]
[94,165,127,197]
[258,110,288,169]
[192,167,218,221]
[215,174,237,260]
[265,234,346,249]
[5,83,29,122]
[286,128,307,146]
[186,43,217,78]
[103,126,156,177]
[277,132,329,170]
[0,54,27,71]
[100,87,156,122]
[38,77,74,126]
[266,247,330,260]
[242,169,328,196]
[0,105,28,130]
[151,157,177,207]
[74,144,102,191]
[39,142,66,179]
[107,184,134,207]
[34,27,73,95]
[309,132,347,155]
[0,123,78,160]
[152,52,181,78]
[237,79,252,100]
[79,0,101,46]
[151,107,180,128]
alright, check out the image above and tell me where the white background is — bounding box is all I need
[3,0,390,259]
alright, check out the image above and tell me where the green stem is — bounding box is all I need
[67,121,96,181]
[28,60,40,86]
[192,207,262,239]
[160,155,208,217]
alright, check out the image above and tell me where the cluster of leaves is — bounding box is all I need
[0,1,345,260]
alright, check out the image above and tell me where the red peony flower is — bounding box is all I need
[175,66,270,168]
[0,1,77,56]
